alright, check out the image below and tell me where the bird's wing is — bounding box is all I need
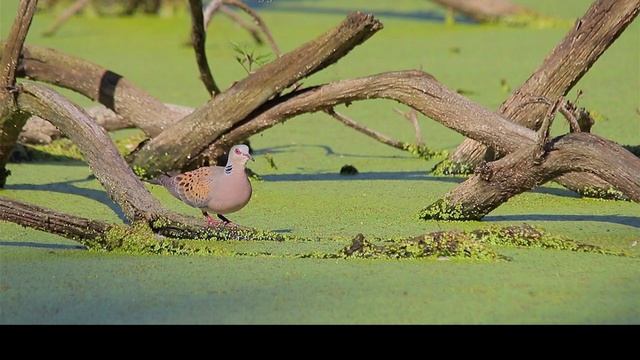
[161,167,215,209]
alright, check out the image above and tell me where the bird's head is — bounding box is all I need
[229,144,253,165]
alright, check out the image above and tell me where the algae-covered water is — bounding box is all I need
[1,0,639,323]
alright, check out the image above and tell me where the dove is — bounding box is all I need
[154,144,253,227]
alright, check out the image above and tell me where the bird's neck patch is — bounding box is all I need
[224,164,233,175]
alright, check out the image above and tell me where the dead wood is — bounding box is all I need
[3,44,186,136]
[325,108,408,151]
[454,0,640,162]
[189,0,220,97]
[130,12,383,177]
[444,0,640,196]
[18,105,134,145]
[0,195,111,244]
[0,0,39,187]
[420,133,640,220]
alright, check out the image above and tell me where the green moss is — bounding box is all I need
[402,144,448,161]
[430,159,474,176]
[418,199,469,221]
[471,224,627,257]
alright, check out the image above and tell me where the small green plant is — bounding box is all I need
[579,186,627,201]
[231,42,272,74]
[264,153,278,170]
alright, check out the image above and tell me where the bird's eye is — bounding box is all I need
[234,148,241,155]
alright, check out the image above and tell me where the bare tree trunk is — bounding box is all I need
[0,0,38,188]
[443,0,640,196]
[130,12,383,177]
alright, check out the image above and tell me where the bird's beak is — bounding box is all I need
[247,153,254,162]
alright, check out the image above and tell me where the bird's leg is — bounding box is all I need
[202,210,224,227]
[217,214,238,228]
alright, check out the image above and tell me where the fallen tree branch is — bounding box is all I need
[0,0,38,187]
[189,0,220,97]
[18,105,134,144]
[444,0,640,196]
[2,44,187,137]
[130,12,383,177]
[420,133,640,220]
[0,195,111,244]
[325,108,408,151]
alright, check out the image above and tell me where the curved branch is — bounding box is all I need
[420,133,640,220]
[189,0,220,96]
[222,0,281,56]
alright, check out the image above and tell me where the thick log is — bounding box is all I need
[2,44,185,136]
[446,0,640,196]
[420,133,640,220]
[130,12,383,177]
[0,0,38,188]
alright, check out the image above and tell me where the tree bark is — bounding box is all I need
[446,0,640,195]
[2,44,187,136]
[16,82,167,222]
[0,0,38,188]
[189,0,220,97]
[0,195,111,244]
[420,133,640,220]
[130,12,383,177]
[430,0,532,22]
[326,108,409,151]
